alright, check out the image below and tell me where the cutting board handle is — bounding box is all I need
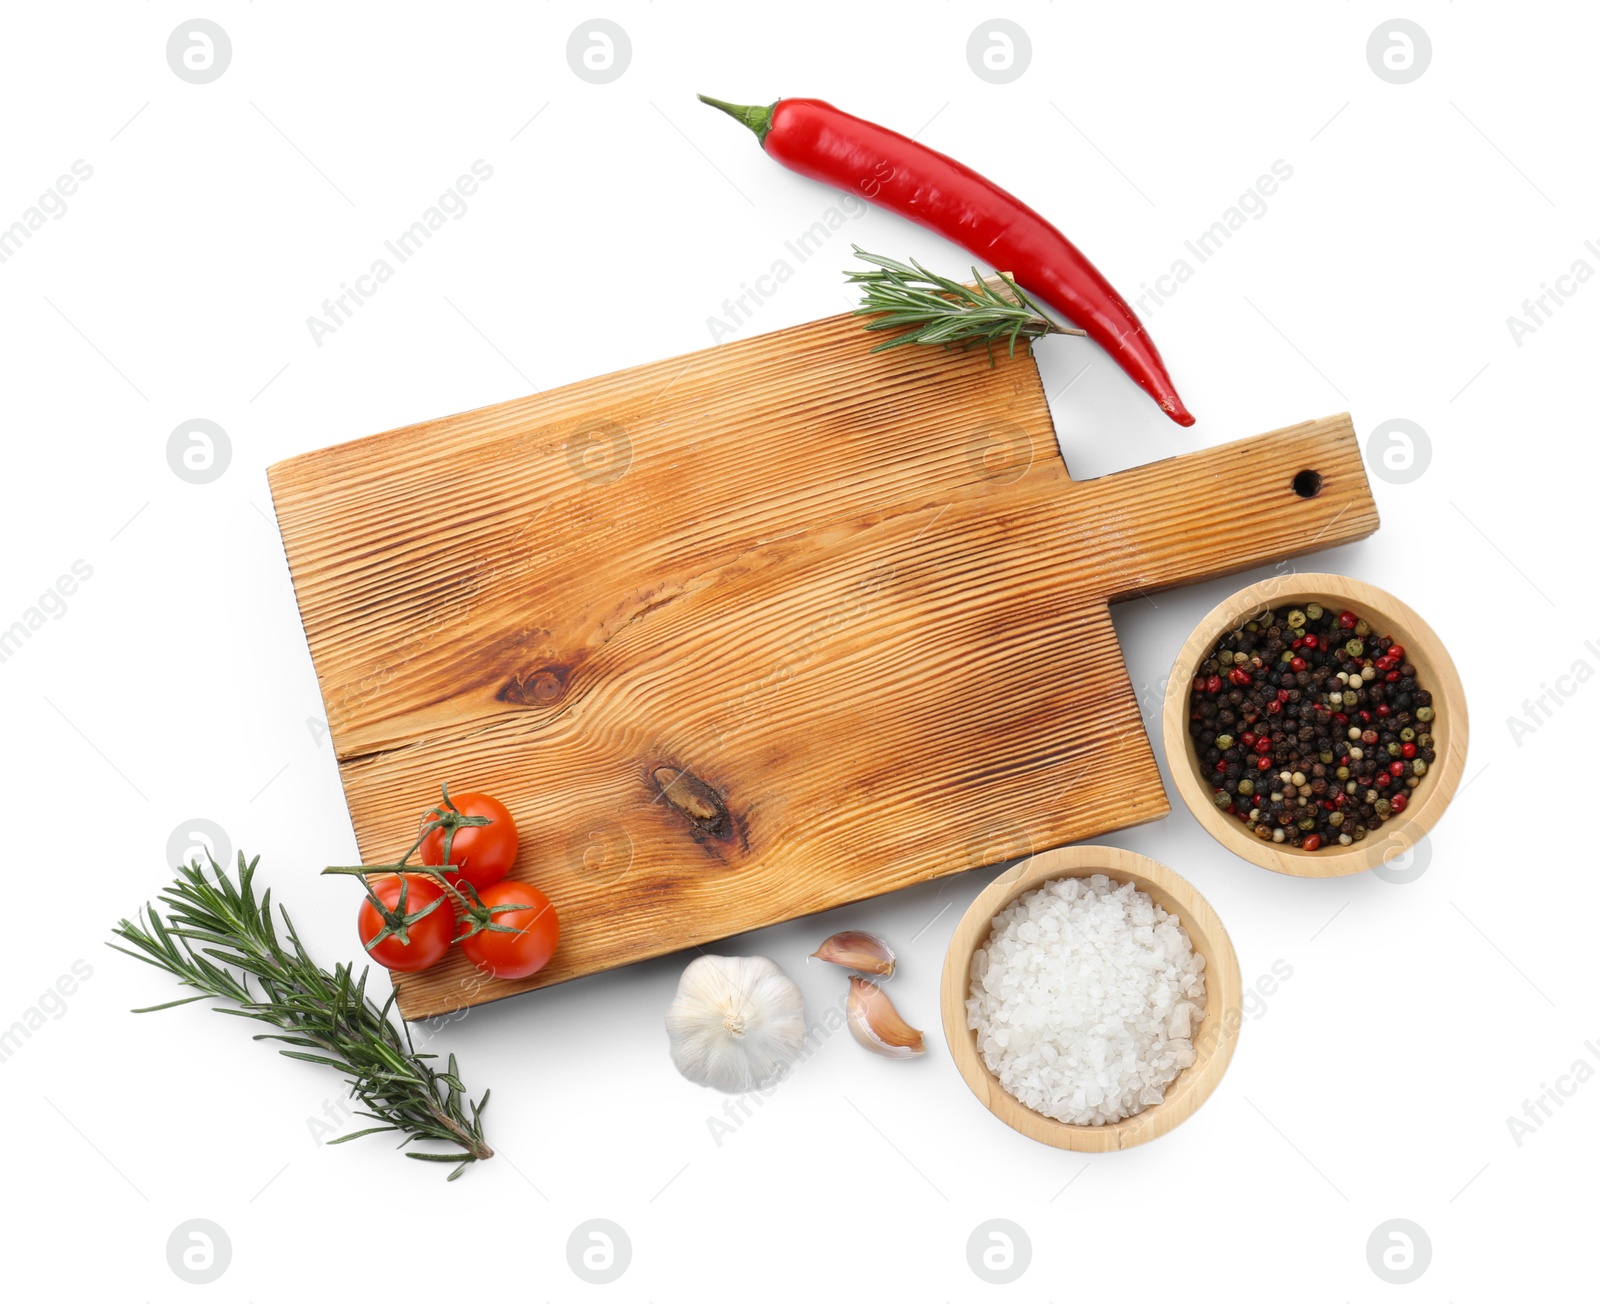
[1071,413,1378,603]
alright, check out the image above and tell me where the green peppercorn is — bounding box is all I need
[1287,609,1306,629]
[1413,759,1428,776]
[1353,825,1367,840]
[1328,811,1344,827]
[1346,638,1364,657]
[1387,742,1402,757]
[1336,766,1350,780]
[1354,619,1370,637]
[1400,727,1416,742]
[1215,734,1234,750]
[1415,706,1434,723]
[1305,602,1323,620]
[1213,790,1233,809]
[1238,779,1255,796]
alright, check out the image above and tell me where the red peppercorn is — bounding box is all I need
[1206,674,1222,693]
[1332,712,1348,726]
[1389,760,1406,777]
[1387,644,1405,662]
[1390,792,1408,813]
[1302,834,1322,851]
[1359,710,1372,724]
[1401,742,1417,758]
[1277,689,1291,703]
[1290,656,1307,672]
[1241,732,1257,747]
[1362,729,1379,744]
[1338,611,1357,630]
[1385,670,1400,683]
[1291,636,1305,650]
[1375,656,1394,672]
[1254,737,1271,754]
[1266,700,1281,714]
[1215,760,1228,773]
[1376,703,1391,717]
[1229,667,1252,686]
[1377,773,1391,788]
[1303,634,1319,649]
[1257,756,1272,771]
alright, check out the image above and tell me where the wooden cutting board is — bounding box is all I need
[268,309,1378,1018]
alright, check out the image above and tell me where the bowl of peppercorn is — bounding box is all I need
[1162,574,1468,877]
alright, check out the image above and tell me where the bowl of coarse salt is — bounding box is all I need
[941,846,1242,1151]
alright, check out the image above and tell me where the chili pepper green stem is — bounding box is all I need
[697,94,775,142]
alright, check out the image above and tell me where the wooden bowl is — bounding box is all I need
[941,846,1242,1151]
[1162,573,1468,877]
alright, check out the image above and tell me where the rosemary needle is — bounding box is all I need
[846,245,1086,360]
[110,854,493,1180]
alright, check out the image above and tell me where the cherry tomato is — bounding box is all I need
[419,792,519,892]
[357,874,454,973]
[459,882,559,980]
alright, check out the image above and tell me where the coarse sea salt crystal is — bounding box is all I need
[966,875,1207,1127]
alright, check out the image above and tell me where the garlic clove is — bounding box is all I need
[846,976,925,1059]
[810,930,896,977]
[666,954,808,1093]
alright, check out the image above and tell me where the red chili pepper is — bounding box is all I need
[699,95,1194,426]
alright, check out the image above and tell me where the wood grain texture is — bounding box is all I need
[1162,573,1467,876]
[940,846,1242,1151]
[268,306,1378,1018]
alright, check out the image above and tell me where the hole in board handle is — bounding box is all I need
[1292,469,1323,499]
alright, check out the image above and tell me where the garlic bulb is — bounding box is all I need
[666,955,808,1093]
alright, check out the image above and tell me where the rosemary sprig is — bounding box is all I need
[846,245,1086,359]
[110,853,493,1180]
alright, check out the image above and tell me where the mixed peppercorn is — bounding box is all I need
[1187,603,1437,851]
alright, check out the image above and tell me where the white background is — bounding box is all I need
[0,2,1591,1298]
